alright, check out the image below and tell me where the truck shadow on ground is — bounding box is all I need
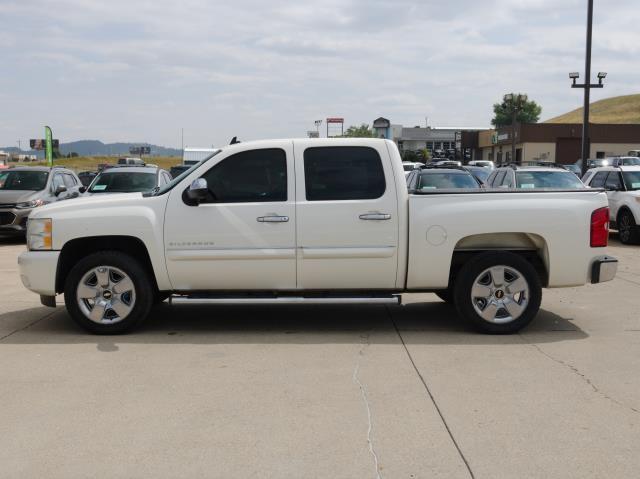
[1,300,588,349]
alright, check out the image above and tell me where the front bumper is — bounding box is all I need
[591,256,618,284]
[0,207,32,231]
[18,250,60,296]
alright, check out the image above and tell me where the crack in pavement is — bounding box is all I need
[385,306,475,479]
[353,332,382,479]
[0,310,58,342]
[519,335,639,415]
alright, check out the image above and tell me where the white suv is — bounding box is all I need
[583,166,640,244]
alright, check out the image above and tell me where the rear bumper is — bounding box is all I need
[18,250,60,296]
[591,256,618,284]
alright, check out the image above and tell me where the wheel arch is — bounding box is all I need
[449,233,549,288]
[56,236,159,294]
[617,205,637,224]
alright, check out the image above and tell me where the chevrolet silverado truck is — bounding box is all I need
[18,138,618,334]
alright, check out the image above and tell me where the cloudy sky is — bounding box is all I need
[1,0,638,149]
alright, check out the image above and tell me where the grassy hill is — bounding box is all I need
[545,94,640,124]
[26,156,182,172]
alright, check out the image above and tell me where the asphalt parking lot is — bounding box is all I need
[1,235,638,478]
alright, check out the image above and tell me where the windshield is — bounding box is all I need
[516,171,585,189]
[0,170,49,191]
[89,171,156,193]
[417,172,479,190]
[147,150,221,196]
[622,172,640,191]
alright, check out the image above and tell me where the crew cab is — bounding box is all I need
[18,139,617,334]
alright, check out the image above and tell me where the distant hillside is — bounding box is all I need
[1,140,181,157]
[546,94,640,124]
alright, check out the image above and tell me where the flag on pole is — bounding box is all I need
[44,126,53,166]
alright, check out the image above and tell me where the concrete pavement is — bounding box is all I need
[0,234,638,478]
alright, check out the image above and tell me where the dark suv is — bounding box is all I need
[0,166,82,233]
[406,165,483,192]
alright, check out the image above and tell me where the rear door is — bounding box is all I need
[294,140,399,289]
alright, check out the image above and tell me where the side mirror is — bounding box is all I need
[54,185,67,196]
[186,178,208,204]
[79,186,87,193]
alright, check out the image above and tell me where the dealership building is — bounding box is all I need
[372,117,483,156]
[478,123,640,164]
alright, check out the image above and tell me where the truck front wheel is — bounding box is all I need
[453,252,542,334]
[64,251,154,334]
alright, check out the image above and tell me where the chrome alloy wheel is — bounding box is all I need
[470,265,529,324]
[76,266,136,324]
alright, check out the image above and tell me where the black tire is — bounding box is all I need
[453,252,542,334]
[617,210,640,245]
[64,251,154,334]
[434,289,453,303]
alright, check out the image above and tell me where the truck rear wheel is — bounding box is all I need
[64,251,154,334]
[453,252,541,334]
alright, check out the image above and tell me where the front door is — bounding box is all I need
[164,142,297,290]
[294,140,399,290]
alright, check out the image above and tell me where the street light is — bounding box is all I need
[501,93,527,165]
[570,0,606,177]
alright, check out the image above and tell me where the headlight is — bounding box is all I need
[16,199,45,209]
[27,218,52,251]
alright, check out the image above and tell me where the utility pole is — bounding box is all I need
[181,128,184,151]
[570,0,606,177]
[502,93,527,164]
[17,140,21,151]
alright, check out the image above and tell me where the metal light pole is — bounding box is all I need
[502,93,527,165]
[570,0,606,177]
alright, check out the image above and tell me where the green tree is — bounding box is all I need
[491,94,542,127]
[343,124,374,138]
[402,150,418,162]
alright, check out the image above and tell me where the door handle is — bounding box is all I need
[359,213,391,220]
[257,215,289,223]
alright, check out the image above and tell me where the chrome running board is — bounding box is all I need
[169,295,400,305]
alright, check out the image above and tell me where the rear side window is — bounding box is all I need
[304,147,385,201]
[589,171,608,188]
[501,171,514,187]
[200,148,287,203]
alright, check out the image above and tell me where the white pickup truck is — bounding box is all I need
[18,138,617,334]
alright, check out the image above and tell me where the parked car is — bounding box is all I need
[169,165,191,178]
[402,161,423,177]
[77,171,98,187]
[117,157,145,166]
[565,164,582,176]
[611,157,640,167]
[87,166,172,194]
[582,165,640,244]
[486,165,586,189]
[407,166,483,191]
[433,160,462,167]
[467,160,495,169]
[463,165,492,185]
[19,138,617,335]
[0,166,82,233]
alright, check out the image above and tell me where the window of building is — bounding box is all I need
[304,147,385,201]
[200,148,287,203]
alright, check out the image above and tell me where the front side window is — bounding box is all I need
[0,170,49,191]
[52,174,65,191]
[589,171,608,188]
[622,172,640,191]
[604,172,623,190]
[304,147,385,201]
[63,174,77,187]
[492,170,506,187]
[516,171,585,189]
[89,172,157,193]
[200,148,287,203]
